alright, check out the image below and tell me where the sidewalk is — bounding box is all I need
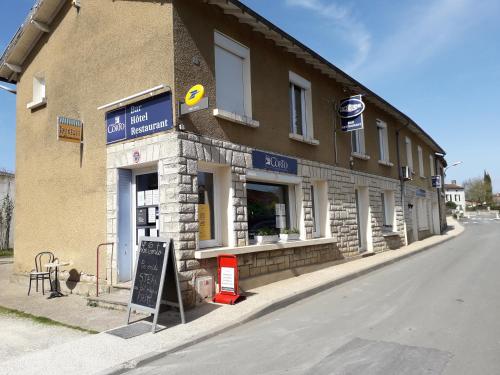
[2,219,463,375]
[0,263,142,333]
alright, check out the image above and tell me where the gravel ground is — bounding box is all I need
[0,312,88,361]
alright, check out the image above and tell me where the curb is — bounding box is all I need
[101,224,464,375]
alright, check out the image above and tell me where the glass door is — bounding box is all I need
[133,171,159,263]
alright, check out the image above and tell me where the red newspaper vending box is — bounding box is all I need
[213,254,246,305]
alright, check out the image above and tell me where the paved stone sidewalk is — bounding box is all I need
[0,262,141,333]
[1,219,463,375]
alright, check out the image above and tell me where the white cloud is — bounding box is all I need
[285,0,493,78]
[285,0,372,72]
[355,0,486,78]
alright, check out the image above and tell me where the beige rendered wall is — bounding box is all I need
[14,0,174,277]
[172,0,442,182]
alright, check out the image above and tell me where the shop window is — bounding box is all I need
[198,171,221,248]
[377,120,389,162]
[247,182,290,242]
[289,71,314,140]
[418,146,425,177]
[214,31,252,119]
[381,190,395,231]
[351,128,366,155]
[405,136,413,173]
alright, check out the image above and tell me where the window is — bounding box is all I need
[455,194,460,202]
[381,191,395,230]
[405,137,413,172]
[311,181,330,238]
[289,71,314,140]
[198,170,222,248]
[417,199,428,230]
[377,120,389,162]
[27,73,46,109]
[247,182,290,242]
[214,31,252,118]
[429,155,436,176]
[352,128,366,155]
[418,146,424,177]
[311,184,318,236]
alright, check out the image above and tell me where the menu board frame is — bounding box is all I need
[126,237,185,333]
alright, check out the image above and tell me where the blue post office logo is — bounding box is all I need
[106,92,173,145]
[252,151,298,175]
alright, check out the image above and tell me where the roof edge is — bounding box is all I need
[227,0,445,154]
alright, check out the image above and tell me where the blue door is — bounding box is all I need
[117,169,132,282]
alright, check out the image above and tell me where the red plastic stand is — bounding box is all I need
[213,254,246,305]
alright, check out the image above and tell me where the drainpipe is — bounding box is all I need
[396,120,411,246]
[434,155,445,234]
[333,100,339,165]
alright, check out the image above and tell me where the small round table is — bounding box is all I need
[45,261,71,298]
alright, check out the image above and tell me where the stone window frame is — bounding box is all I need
[246,168,301,239]
[197,162,229,249]
[381,189,396,231]
[310,179,330,238]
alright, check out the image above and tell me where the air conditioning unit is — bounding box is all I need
[401,166,412,181]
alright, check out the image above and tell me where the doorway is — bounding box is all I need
[355,187,372,254]
[116,168,159,283]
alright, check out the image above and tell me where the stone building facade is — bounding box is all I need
[1,0,446,307]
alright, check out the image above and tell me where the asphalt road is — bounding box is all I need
[128,219,500,375]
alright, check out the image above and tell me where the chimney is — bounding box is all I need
[452,180,457,185]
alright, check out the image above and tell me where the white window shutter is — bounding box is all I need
[215,46,245,116]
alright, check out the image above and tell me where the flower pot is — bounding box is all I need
[256,235,279,244]
[279,233,300,242]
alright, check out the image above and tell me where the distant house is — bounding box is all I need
[0,171,15,249]
[493,193,500,206]
[444,180,465,212]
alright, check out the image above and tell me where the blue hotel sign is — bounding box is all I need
[252,151,298,175]
[106,92,173,145]
[339,95,365,132]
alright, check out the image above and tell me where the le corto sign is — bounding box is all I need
[106,92,173,145]
[252,151,298,175]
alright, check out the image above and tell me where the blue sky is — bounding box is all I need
[1,0,499,190]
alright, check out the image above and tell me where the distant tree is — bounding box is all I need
[484,171,493,206]
[0,194,14,250]
[464,177,486,205]
[446,201,457,209]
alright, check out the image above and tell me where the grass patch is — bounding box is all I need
[0,305,98,334]
[0,249,13,258]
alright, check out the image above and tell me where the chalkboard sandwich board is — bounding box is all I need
[126,237,185,333]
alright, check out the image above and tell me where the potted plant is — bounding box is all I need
[256,228,279,244]
[280,228,300,242]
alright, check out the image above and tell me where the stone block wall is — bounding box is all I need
[106,131,438,308]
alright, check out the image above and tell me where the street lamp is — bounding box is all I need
[445,161,463,174]
[0,84,16,95]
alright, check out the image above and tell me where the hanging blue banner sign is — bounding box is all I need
[339,95,365,132]
[252,151,298,175]
[106,92,173,145]
[431,175,442,188]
